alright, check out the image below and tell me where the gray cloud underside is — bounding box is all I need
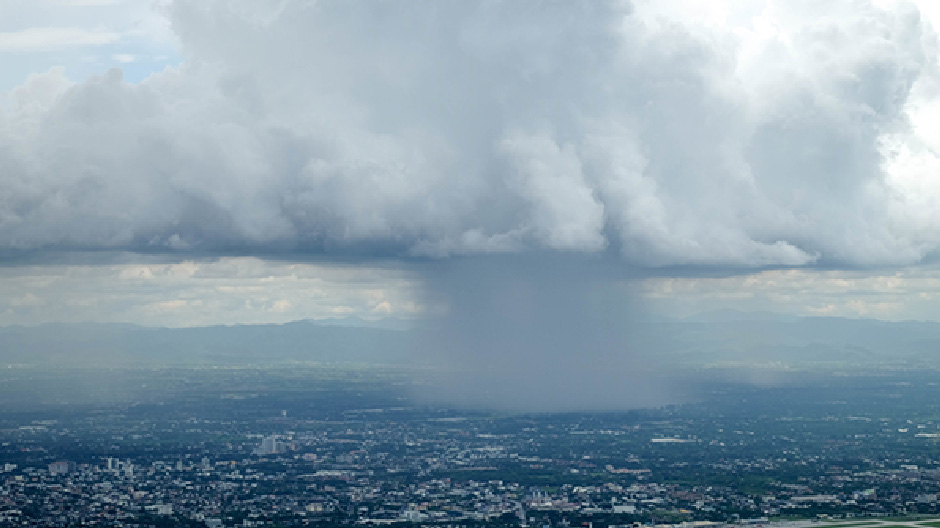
[3,0,940,268]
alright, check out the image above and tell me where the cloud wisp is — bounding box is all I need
[0,27,121,52]
[0,257,422,327]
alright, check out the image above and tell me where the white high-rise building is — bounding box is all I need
[253,435,280,455]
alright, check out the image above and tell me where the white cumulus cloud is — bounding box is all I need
[3,0,940,269]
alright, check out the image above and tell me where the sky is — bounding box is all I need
[7,0,940,326]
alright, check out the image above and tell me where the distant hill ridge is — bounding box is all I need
[3,313,940,368]
[0,318,413,367]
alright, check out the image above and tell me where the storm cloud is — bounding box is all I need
[9,0,940,410]
[3,0,940,269]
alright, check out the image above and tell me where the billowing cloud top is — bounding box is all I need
[4,0,940,268]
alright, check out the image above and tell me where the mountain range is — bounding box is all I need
[3,311,940,368]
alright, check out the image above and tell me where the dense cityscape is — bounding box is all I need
[3,366,940,527]
[12,1,940,528]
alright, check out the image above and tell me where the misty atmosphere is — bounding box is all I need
[6,308,940,410]
[7,0,940,527]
